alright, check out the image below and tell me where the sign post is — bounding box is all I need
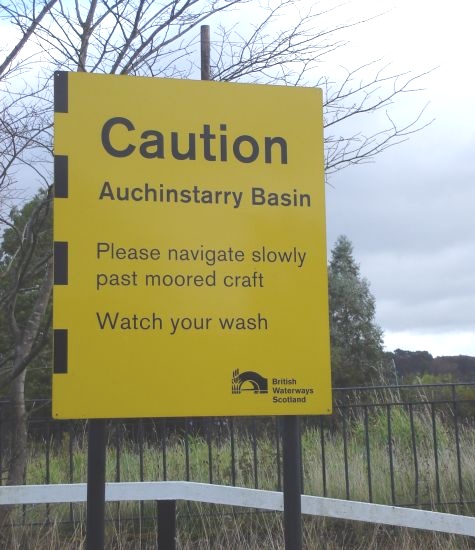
[282,415,302,549]
[86,419,106,550]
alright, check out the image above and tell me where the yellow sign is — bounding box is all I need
[53,72,331,419]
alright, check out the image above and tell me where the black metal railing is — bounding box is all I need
[1,383,474,530]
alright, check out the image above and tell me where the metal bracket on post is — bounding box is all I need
[282,415,302,550]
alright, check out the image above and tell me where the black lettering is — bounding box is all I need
[265,136,287,164]
[100,120,288,164]
[200,124,216,161]
[233,135,259,163]
[96,311,118,329]
[219,124,227,161]
[251,187,265,205]
[99,181,115,200]
[101,117,135,157]
[171,132,196,160]
[140,130,164,158]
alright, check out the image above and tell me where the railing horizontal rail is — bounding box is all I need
[1,481,475,537]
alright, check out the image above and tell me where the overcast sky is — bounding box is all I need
[324,0,474,357]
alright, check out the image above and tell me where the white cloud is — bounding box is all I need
[324,3,475,359]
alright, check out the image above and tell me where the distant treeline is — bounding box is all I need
[391,349,475,382]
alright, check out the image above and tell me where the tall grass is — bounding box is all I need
[3,508,474,549]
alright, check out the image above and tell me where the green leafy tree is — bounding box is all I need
[328,235,387,387]
[0,190,52,488]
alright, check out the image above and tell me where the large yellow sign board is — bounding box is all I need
[53,72,331,419]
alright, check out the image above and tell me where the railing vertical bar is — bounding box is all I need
[387,405,396,505]
[230,417,236,486]
[409,403,419,506]
[161,419,167,481]
[364,405,372,503]
[431,402,441,505]
[45,421,51,524]
[252,418,258,489]
[206,418,213,484]
[319,416,327,497]
[276,417,282,491]
[153,418,159,548]
[68,421,74,523]
[342,408,350,500]
[139,420,144,480]
[184,419,190,481]
[115,423,121,482]
[115,422,121,521]
[451,385,464,503]
[139,419,145,525]
[158,417,173,549]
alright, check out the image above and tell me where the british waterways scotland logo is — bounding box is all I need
[232,369,315,404]
[232,369,268,394]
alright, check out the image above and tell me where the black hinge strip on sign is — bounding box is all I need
[54,71,68,113]
[54,241,68,285]
[54,155,68,198]
[54,329,68,374]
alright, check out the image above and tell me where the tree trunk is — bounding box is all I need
[0,368,28,535]
[7,368,28,486]
[6,261,53,485]
[0,260,53,533]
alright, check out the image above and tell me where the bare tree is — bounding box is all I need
[0,0,431,491]
[0,2,56,497]
[2,1,432,188]
[0,0,59,80]
[0,0,55,216]
[0,85,52,217]
[208,2,433,175]
[29,0,248,75]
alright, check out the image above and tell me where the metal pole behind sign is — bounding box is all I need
[200,25,211,81]
[86,419,106,550]
[282,415,302,550]
[156,22,213,550]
